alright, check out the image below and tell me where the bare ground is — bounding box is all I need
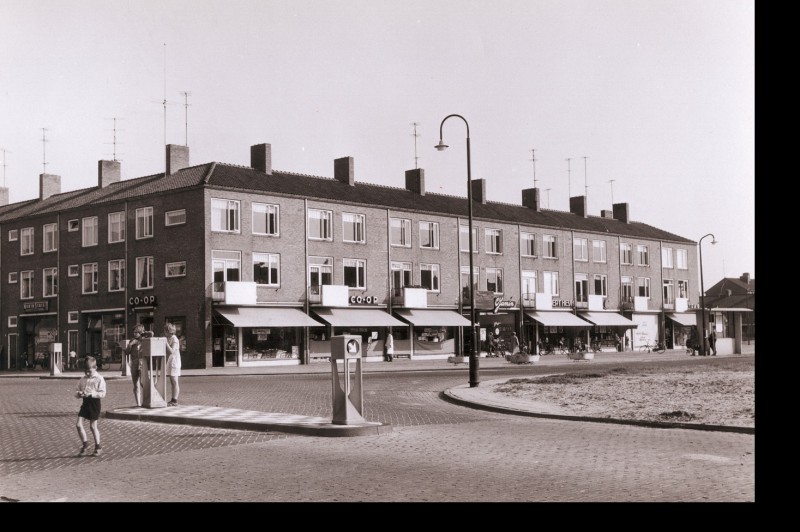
[491,360,755,427]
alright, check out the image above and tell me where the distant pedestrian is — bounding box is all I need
[75,356,106,457]
[68,350,77,370]
[164,323,182,406]
[510,332,520,354]
[708,330,717,356]
[384,331,394,362]
[486,331,495,357]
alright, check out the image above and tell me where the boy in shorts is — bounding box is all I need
[75,356,107,456]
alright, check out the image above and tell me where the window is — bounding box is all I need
[343,258,366,289]
[575,273,588,302]
[620,243,633,265]
[108,260,125,292]
[677,279,689,299]
[252,203,279,236]
[663,279,675,304]
[212,251,241,284]
[20,271,33,299]
[637,277,651,298]
[459,225,478,253]
[486,268,503,294]
[68,312,79,324]
[419,221,439,250]
[485,228,503,254]
[521,270,537,302]
[20,227,34,255]
[135,207,154,239]
[573,238,588,261]
[108,212,125,243]
[342,213,365,243]
[211,199,241,233]
[9,272,18,284]
[165,209,187,227]
[592,240,607,263]
[420,263,440,292]
[8,229,18,241]
[594,274,608,296]
[68,265,79,277]
[543,271,559,296]
[391,261,412,292]
[521,232,536,257]
[676,249,688,270]
[543,235,557,258]
[637,245,649,266]
[390,218,411,247]
[662,247,674,268]
[307,209,332,241]
[8,316,17,327]
[82,217,98,247]
[165,261,187,278]
[43,267,58,297]
[135,257,154,290]
[621,276,633,302]
[308,256,333,286]
[43,223,58,252]
[82,263,99,294]
[460,266,479,293]
[253,253,279,286]
[68,219,79,232]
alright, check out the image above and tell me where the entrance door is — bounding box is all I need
[8,334,17,369]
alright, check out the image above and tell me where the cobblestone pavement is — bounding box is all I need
[0,352,755,502]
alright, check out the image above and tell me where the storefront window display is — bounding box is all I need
[413,326,457,355]
[241,327,301,360]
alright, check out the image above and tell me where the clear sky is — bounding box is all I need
[0,0,754,287]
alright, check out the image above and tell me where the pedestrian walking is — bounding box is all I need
[510,332,520,354]
[383,331,394,362]
[75,356,106,457]
[164,323,182,406]
[486,331,495,357]
[68,349,77,370]
[709,330,717,356]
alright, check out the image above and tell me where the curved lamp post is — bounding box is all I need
[699,233,717,356]
[435,114,479,388]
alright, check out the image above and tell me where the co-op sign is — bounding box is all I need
[129,295,159,308]
[349,295,378,305]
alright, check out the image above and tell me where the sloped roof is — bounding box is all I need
[0,162,693,243]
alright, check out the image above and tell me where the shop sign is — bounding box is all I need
[687,303,700,309]
[349,295,378,305]
[493,297,515,313]
[23,301,49,312]
[129,295,159,308]
[552,299,573,308]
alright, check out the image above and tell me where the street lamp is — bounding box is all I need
[699,233,717,356]
[435,114,479,388]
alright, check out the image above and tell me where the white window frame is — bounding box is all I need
[211,198,241,233]
[135,206,154,239]
[543,270,559,296]
[252,203,279,236]
[82,263,99,294]
[521,270,537,302]
[543,235,557,259]
[68,265,79,277]
[135,256,154,290]
[212,250,242,284]
[621,276,634,302]
[677,279,689,299]
[620,243,633,265]
[67,219,79,232]
[521,232,536,257]
[108,211,126,243]
[573,238,588,262]
[342,213,365,244]
[67,312,79,324]
[391,261,412,291]
[308,256,333,287]
[343,258,367,289]
[82,217,98,247]
[575,273,589,302]
[592,240,607,263]
[637,277,651,299]
[419,221,439,250]
[8,272,18,284]
[485,228,503,255]
[43,267,58,297]
[20,227,34,255]
[663,279,675,304]
[253,253,280,286]
[43,223,58,253]
[8,229,18,241]
[8,316,18,327]
[594,274,608,297]
[662,247,674,269]
[420,263,440,292]
[165,209,187,227]
[459,225,478,253]
[486,267,504,294]
[108,259,126,292]
[460,265,480,293]
[165,261,187,278]
[20,271,34,299]
[676,249,688,270]
[637,245,650,266]
[390,218,412,248]
[307,209,333,241]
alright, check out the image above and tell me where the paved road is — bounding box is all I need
[0,352,755,502]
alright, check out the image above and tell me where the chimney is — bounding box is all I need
[471,178,487,204]
[39,173,60,200]
[521,188,541,211]
[740,272,750,284]
[569,195,587,218]
[0,187,8,207]
[405,168,425,195]
[98,160,121,188]
[166,144,190,175]
[251,143,272,175]
[601,209,614,219]
[613,202,630,224]
[334,156,354,186]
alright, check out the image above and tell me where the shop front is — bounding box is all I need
[213,306,324,366]
[524,310,592,353]
[577,311,638,351]
[81,311,127,371]
[629,313,660,349]
[393,308,471,359]
[666,312,697,351]
[18,311,58,369]
[310,307,407,360]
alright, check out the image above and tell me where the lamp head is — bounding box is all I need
[434,140,449,151]
[711,239,718,245]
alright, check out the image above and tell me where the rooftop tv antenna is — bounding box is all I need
[0,147,10,187]
[411,122,421,169]
[608,179,616,205]
[582,156,589,200]
[40,128,49,174]
[104,117,124,161]
[565,157,572,198]
[530,149,538,188]
[180,91,191,146]
[545,188,551,209]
